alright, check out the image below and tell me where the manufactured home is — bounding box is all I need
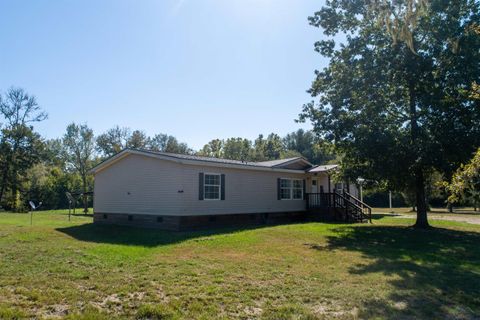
[90,149,370,230]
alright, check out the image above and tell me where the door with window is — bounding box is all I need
[311,179,318,193]
[311,179,319,207]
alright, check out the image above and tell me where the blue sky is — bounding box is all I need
[0,0,328,150]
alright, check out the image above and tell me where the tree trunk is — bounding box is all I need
[0,152,12,206]
[447,203,454,213]
[82,174,88,214]
[408,74,429,228]
[414,168,429,228]
[0,166,8,205]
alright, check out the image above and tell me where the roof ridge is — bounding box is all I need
[256,157,302,164]
[134,148,257,164]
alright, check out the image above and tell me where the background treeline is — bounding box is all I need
[1,87,471,213]
[0,87,336,212]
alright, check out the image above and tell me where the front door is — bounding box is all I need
[310,179,320,207]
[311,179,318,193]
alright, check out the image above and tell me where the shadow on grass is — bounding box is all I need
[56,223,269,247]
[322,225,480,319]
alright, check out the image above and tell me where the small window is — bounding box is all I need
[209,216,217,222]
[335,183,344,193]
[128,215,133,221]
[204,174,221,200]
[103,214,108,219]
[280,178,303,200]
[157,216,163,223]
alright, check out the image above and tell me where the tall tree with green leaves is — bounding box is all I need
[198,139,224,158]
[444,149,480,210]
[148,133,192,154]
[127,130,148,149]
[251,134,284,161]
[96,126,131,157]
[300,0,480,228]
[223,138,252,161]
[283,129,335,164]
[62,123,95,213]
[0,88,47,210]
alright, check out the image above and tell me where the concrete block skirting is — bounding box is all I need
[93,211,309,231]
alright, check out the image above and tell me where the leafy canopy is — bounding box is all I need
[300,0,480,190]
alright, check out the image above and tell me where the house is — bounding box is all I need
[89,149,367,230]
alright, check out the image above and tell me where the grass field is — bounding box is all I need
[1,210,479,319]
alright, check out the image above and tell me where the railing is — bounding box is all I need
[305,192,334,209]
[343,191,372,223]
[306,192,371,223]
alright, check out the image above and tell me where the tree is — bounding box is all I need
[0,88,47,210]
[62,123,95,213]
[444,148,480,210]
[43,139,66,167]
[300,0,480,228]
[283,129,335,164]
[96,126,130,157]
[223,138,252,160]
[264,134,283,160]
[198,139,224,158]
[127,130,148,149]
[251,134,283,161]
[149,134,192,154]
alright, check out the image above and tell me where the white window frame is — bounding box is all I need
[204,173,221,200]
[335,182,345,193]
[280,178,304,200]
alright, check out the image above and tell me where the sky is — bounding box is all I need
[0,0,329,150]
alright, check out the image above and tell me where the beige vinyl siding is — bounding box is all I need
[94,154,307,216]
[306,173,330,193]
[94,154,186,215]
[180,164,306,215]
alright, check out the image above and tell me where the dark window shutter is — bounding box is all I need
[277,178,281,200]
[199,172,204,200]
[303,179,306,199]
[221,174,225,200]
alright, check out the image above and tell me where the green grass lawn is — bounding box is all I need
[1,210,479,319]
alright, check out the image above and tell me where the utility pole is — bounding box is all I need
[389,191,393,209]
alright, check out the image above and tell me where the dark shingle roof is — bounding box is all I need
[91,148,331,174]
[134,149,289,168]
[255,157,306,167]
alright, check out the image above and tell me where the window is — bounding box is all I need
[335,182,344,193]
[280,178,304,200]
[280,179,291,199]
[204,174,221,200]
[293,180,303,199]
